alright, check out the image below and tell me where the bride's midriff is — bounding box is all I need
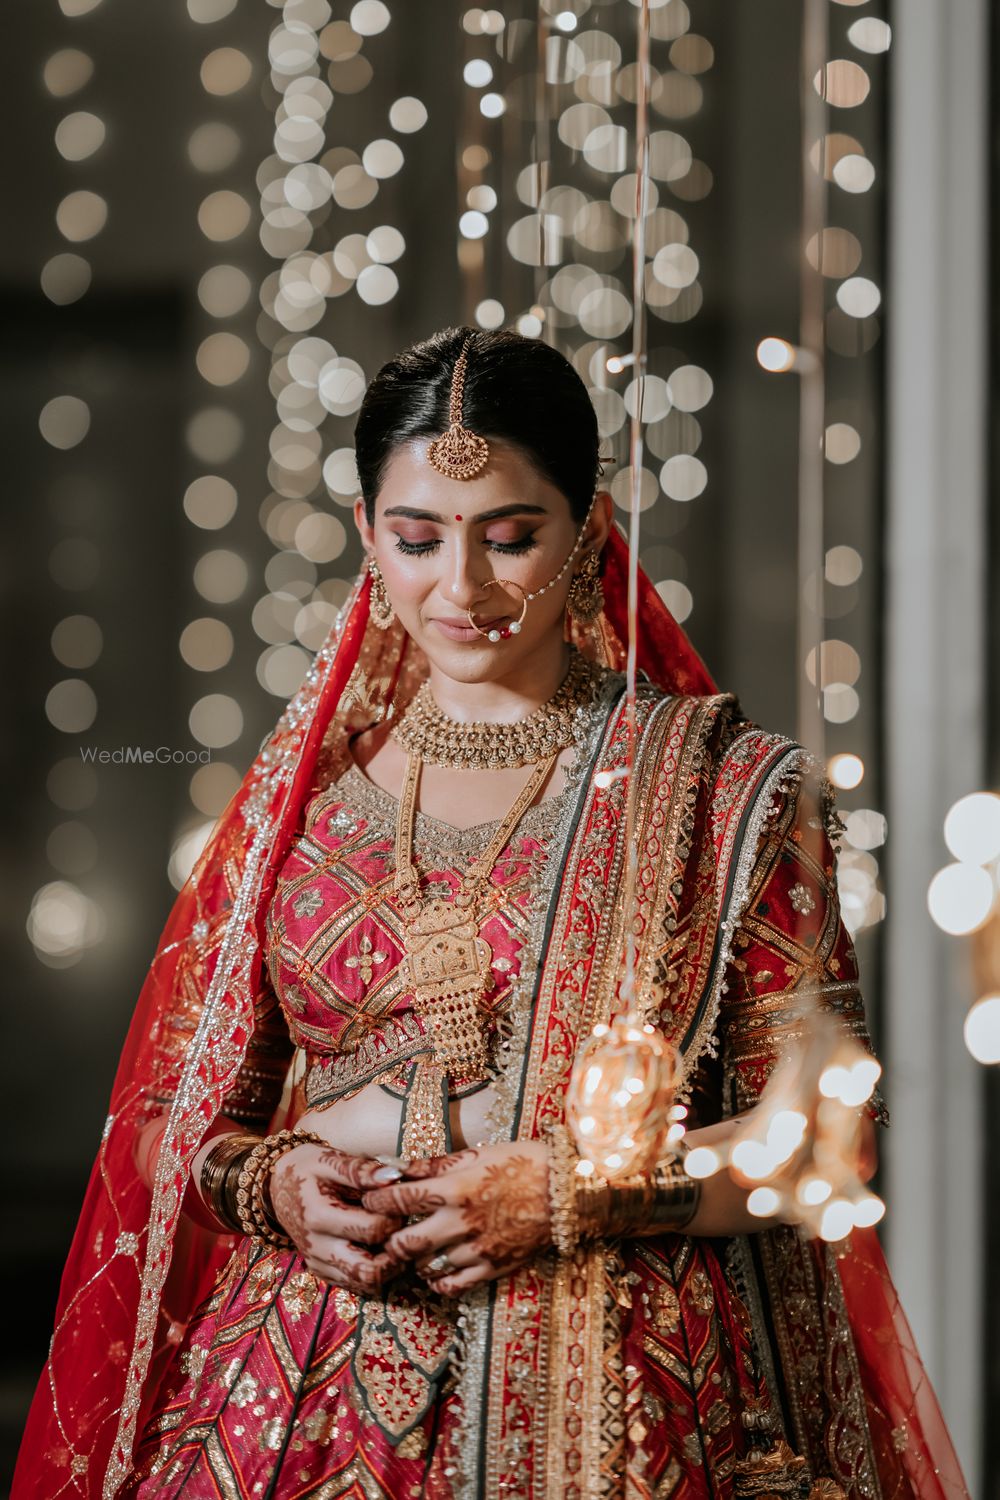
[294,1077,498,1161]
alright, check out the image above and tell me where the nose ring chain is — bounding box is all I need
[464,499,594,644]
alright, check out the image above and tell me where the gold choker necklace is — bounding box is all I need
[391,650,601,770]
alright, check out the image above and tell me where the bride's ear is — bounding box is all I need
[590,490,614,550]
[354,496,375,552]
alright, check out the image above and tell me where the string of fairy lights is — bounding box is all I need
[253,0,410,765]
[31,0,110,968]
[756,7,891,948]
[169,1,260,890]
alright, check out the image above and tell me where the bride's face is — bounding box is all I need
[354,438,610,685]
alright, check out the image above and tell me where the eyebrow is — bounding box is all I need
[382,504,549,522]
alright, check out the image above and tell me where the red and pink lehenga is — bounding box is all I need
[13,529,968,1500]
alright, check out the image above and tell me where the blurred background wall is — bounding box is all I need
[0,0,996,1492]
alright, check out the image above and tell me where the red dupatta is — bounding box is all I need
[12,527,965,1499]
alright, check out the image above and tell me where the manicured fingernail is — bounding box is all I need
[374,1165,402,1183]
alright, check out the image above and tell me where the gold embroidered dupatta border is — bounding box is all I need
[99,587,429,1496]
[450,683,808,1500]
[98,587,368,1496]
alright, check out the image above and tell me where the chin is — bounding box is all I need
[410,628,536,684]
[422,642,519,684]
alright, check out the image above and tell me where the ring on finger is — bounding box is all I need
[425,1252,456,1277]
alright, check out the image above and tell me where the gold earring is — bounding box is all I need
[566,548,604,622]
[367,556,395,630]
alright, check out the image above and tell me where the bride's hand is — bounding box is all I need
[360,1140,552,1296]
[268,1144,405,1296]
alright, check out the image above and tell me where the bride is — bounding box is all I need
[13,328,965,1499]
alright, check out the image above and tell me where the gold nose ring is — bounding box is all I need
[466,579,528,642]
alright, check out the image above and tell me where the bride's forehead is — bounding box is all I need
[377,440,556,512]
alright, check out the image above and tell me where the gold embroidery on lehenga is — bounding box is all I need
[345,932,389,986]
[353,1288,459,1440]
[820,1246,882,1498]
[688,1268,715,1315]
[281,1270,321,1322]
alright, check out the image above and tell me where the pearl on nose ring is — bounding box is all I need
[466,579,528,643]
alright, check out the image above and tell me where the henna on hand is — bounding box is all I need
[307,1243,395,1292]
[401,1149,480,1179]
[317,1146,401,1194]
[360,1143,552,1288]
[316,1174,403,1245]
[326,1248,382,1288]
[316,1178,347,1208]
[386,1228,438,1261]
[459,1154,549,1267]
[340,1211,404,1247]
[362,1181,449,1216]
[270,1164,312,1255]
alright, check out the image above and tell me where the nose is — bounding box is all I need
[443,533,493,609]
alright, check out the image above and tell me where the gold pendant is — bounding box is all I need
[400,1057,450,1160]
[401,896,492,1075]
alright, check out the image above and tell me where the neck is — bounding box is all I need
[426,639,572,724]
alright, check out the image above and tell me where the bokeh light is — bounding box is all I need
[51,615,102,669]
[168,820,215,891]
[943,793,1000,867]
[56,190,108,242]
[179,617,235,672]
[189,693,243,748]
[45,678,97,733]
[927,864,995,936]
[389,96,427,133]
[27,880,106,967]
[55,111,106,162]
[184,475,238,529]
[964,996,1000,1066]
[41,253,92,305]
[201,47,253,96]
[193,548,249,603]
[39,395,91,450]
[828,753,864,790]
[757,338,795,373]
[43,49,95,98]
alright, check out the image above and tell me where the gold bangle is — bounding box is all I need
[646,1160,700,1230]
[574,1173,612,1241]
[235,1129,326,1249]
[199,1132,261,1233]
[547,1124,581,1257]
[574,1159,701,1239]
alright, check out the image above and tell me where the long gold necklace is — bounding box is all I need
[394,749,558,1157]
[391,648,600,770]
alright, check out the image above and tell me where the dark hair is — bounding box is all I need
[353,326,601,523]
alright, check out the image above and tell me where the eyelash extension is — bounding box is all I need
[393,535,539,557]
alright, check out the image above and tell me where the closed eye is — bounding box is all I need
[393,535,538,557]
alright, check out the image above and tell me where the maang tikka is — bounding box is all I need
[427,333,490,480]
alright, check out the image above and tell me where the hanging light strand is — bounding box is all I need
[619,0,652,1019]
[797,0,830,761]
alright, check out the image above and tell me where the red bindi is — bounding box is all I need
[454,514,463,521]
